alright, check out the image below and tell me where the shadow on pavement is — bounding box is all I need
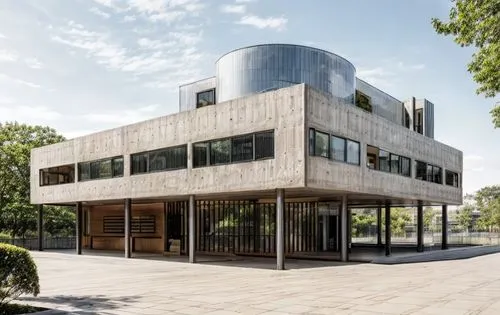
[18,294,140,314]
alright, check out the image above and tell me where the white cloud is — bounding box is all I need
[84,104,161,125]
[0,49,18,62]
[221,4,246,14]
[0,33,6,39]
[138,37,176,49]
[235,0,256,2]
[0,96,15,104]
[0,74,42,88]
[25,57,44,69]
[150,11,186,23]
[0,105,62,124]
[237,15,287,31]
[90,7,111,19]
[398,61,425,71]
[123,15,137,22]
[464,155,484,172]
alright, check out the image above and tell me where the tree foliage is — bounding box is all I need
[475,185,500,231]
[0,122,72,238]
[431,0,500,127]
[456,204,474,231]
[0,244,40,307]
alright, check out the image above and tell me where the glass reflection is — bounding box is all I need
[216,44,356,105]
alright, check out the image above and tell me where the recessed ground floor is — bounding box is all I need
[18,250,500,314]
[36,189,453,269]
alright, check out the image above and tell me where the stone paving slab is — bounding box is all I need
[371,245,500,264]
[15,251,500,314]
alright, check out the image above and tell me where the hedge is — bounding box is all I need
[0,244,40,307]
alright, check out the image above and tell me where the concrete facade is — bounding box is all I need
[31,84,307,205]
[31,84,462,206]
[306,88,462,205]
[31,44,464,265]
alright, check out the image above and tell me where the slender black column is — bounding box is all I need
[442,205,448,250]
[76,202,83,255]
[188,195,196,263]
[417,203,424,252]
[163,202,168,252]
[340,195,348,262]
[276,188,285,270]
[124,199,131,258]
[385,203,391,256]
[37,205,44,251]
[376,206,382,246]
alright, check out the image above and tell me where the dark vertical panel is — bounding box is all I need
[38,205,44,251]
[76,202,82,255]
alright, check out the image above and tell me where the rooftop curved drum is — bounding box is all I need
[215,44,356,104]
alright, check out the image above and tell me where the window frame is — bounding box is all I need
[131,145,188,175]
[445,170,460,187]
[39,164,76,186]
[308,128,360,166]
[196,88,216,108]
[192,130,275,168]
[77,156,124,182]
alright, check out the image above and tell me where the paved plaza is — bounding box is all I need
[19,250,500,314]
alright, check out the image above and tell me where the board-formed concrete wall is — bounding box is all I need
[305,87,463,205]
[31,84,307,204]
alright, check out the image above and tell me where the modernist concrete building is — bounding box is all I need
[31,44,463,269]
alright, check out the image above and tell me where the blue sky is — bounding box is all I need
[0,0,498,196]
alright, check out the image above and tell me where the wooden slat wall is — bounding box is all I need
[87,203,164,253]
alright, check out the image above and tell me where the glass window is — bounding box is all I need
[346,140,360,165]
[90,161,100,179]
[390,154,400,174]
[40,164,76,186]
[433,166,442,184]
[426,164,433,182]
[210,139,231,165]
[232,134,253,162]
[416,161,427,180]
[400,156,411,177]
[112,157,124,177]
[445,170,459,187]
[193,143,208,167]
[314,131,329,158]
[331,136,346,162]
[131,153,148,174]
[78,162,90,181]
[309,129,315,156]
[379,150,390,172]
[99,159,112,178]
[166,146,187,169]
[149,150,167,172]
[255,131,274,159]
[196,89,215,108]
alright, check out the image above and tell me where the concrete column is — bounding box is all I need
[340,195,348,262]
[37,205,44,251]
[417,204,424,252]
[163,202,169,252]
[376,206,382,246]
[385,203,391,256]
[442,205,448,250]
[76,202,83,255]
[322,215,328,251]
[188,195,196,263]
[276,188,285,270]
[124,199,131,258]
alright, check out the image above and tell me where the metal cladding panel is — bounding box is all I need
[356,78,404,126]
[215,44,356,105]
[179,77,216,112]
[424,99,435,139]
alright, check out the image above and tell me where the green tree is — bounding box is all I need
[457,204,474,232]
[0,122,65,238]
[381,208,412,237]
[351,209,376,237]
[475,185,500,231]
[431,0,500,128]
[423,207,436,231]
